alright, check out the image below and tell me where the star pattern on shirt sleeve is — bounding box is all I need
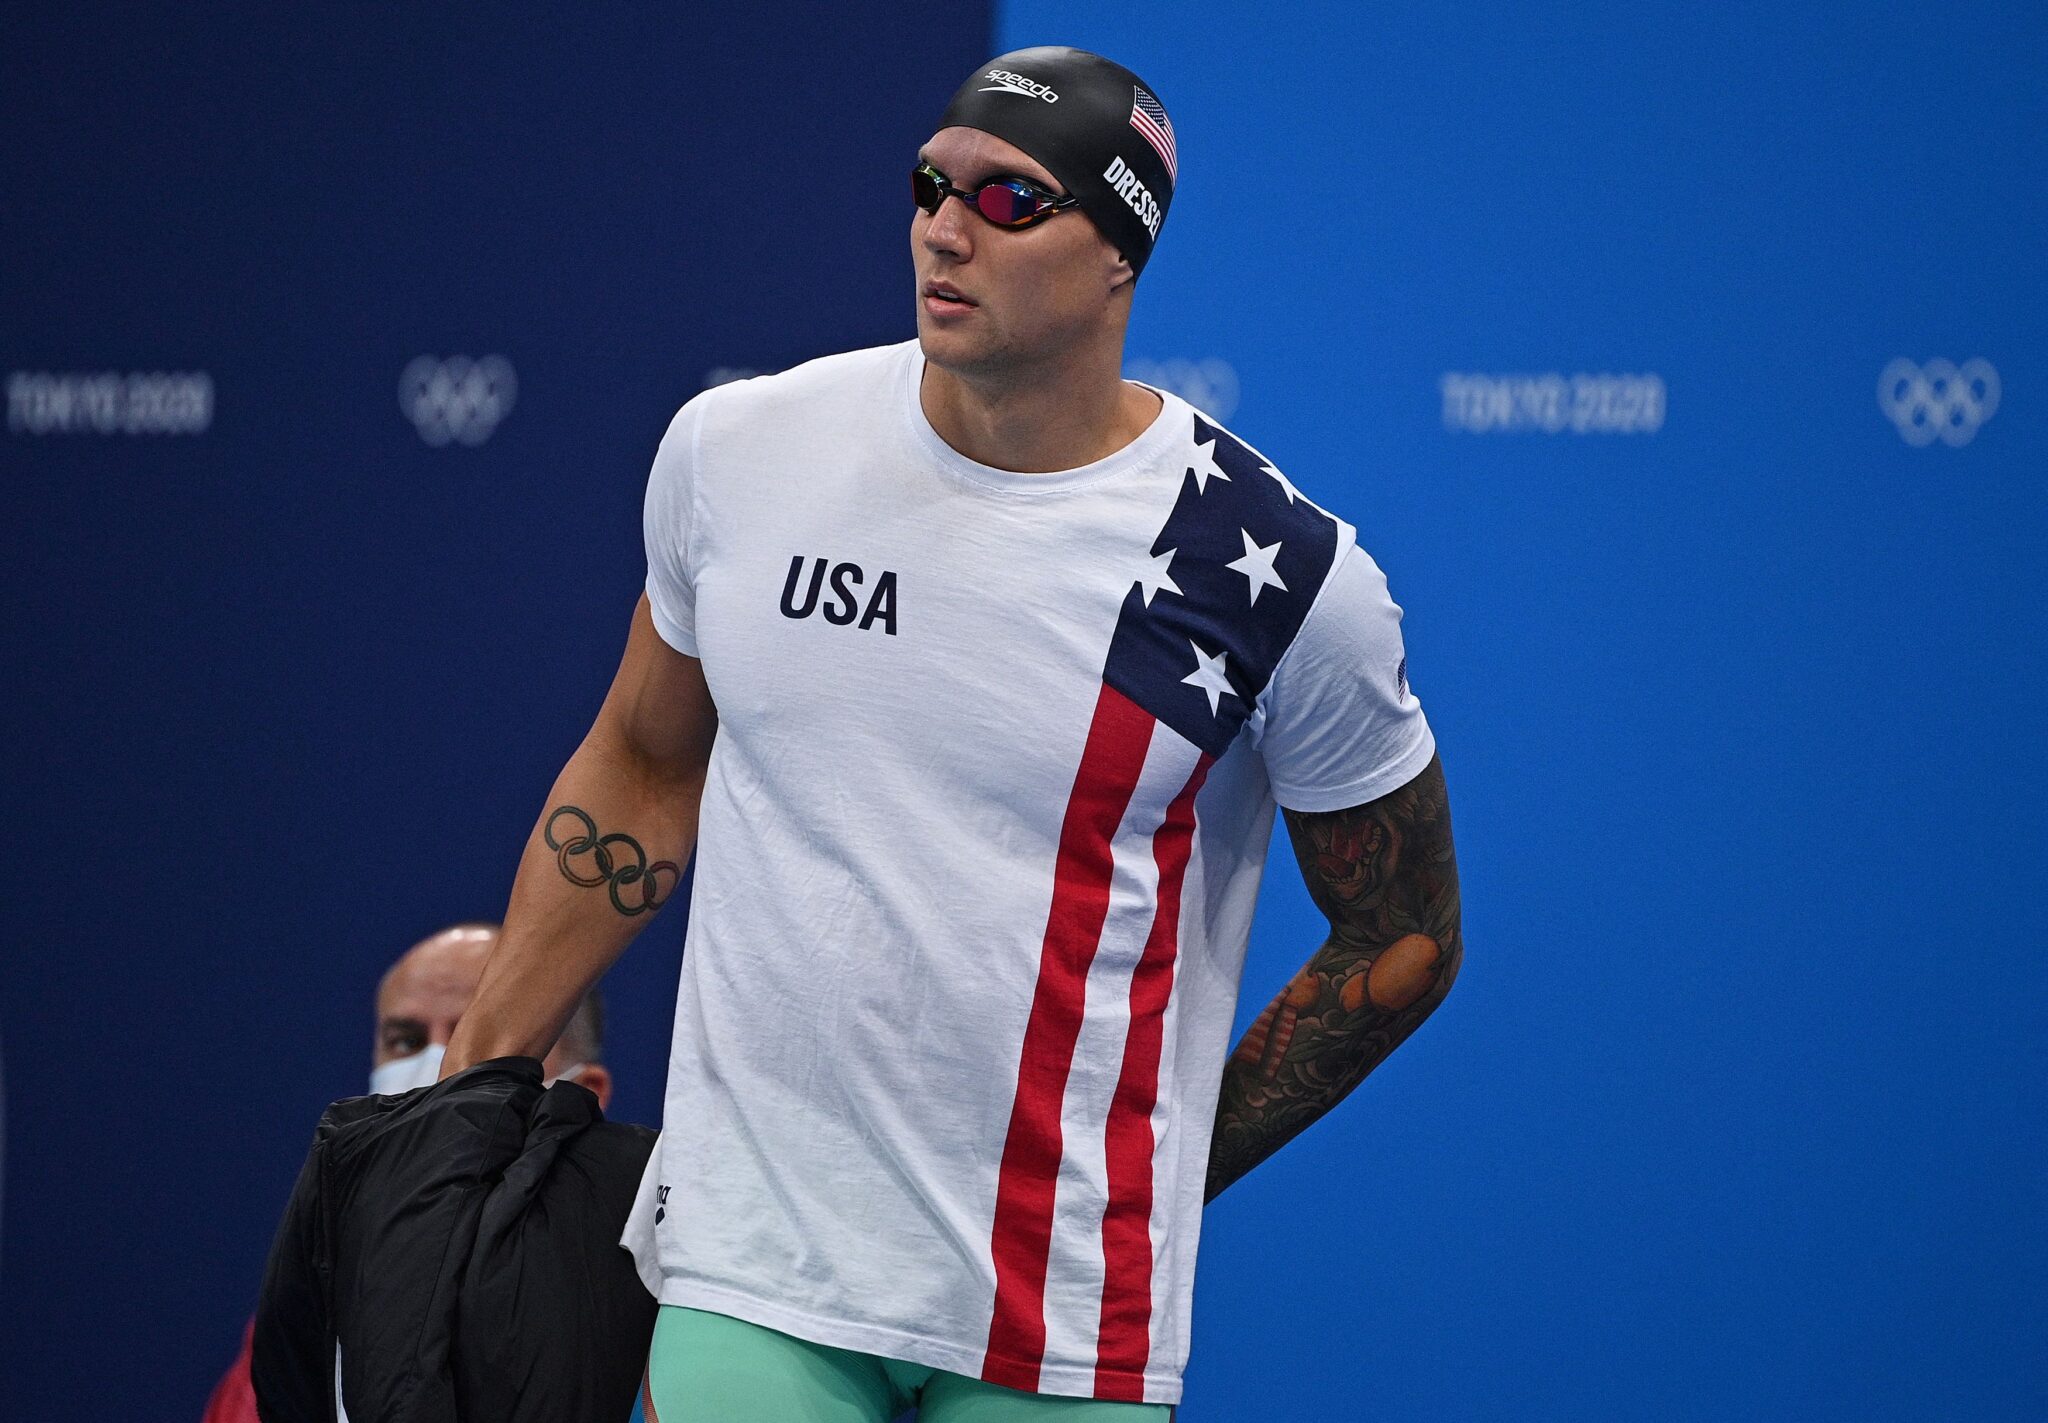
[1186,436,1231,494]
[1097,413,1343,758]
[1259,462,1304,505]
[1180,641,1235,716]
[1134,546,1183,607]
[1224,528,1288,606]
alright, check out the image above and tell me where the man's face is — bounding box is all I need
[912,126,1129,379]
[373,927,586,1085]
[374,927,493,1067]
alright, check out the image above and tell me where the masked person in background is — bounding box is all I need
[202,922,614,1423]
[366,921,611,1105]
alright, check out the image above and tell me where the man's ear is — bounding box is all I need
[578,1062,615,1113]
[1110,250,1137,295]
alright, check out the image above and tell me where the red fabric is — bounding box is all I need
[202,1318,262,1423]
[1095,754,1212,1398]
[982,683,1156,1391]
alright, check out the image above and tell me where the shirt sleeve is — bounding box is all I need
[1254,539,1436,812]
[641,393,709,657]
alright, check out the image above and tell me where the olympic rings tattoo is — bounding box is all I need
[543,805,680,917]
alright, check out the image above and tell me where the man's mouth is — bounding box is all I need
[923,281,976,309]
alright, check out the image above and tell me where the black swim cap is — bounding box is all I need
[936,47,1178,278]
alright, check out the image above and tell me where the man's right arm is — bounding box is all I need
[442,592,716,1075]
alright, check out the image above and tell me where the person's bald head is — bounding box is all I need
[374,922,612,1109]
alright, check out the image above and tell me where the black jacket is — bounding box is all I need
[253,1057,657,1423]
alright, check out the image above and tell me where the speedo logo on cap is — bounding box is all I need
[1103,154,1162,238]
[979,69,1059,102]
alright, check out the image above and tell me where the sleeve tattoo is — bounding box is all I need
[1206,752,1463,1201]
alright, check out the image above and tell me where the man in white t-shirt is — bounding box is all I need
[444,45,1463,1422]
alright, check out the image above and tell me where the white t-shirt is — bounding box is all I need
[626,339,1433,1405]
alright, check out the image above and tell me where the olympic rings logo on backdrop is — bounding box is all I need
[399,355,517,446]
[1124,357,1240,421]
[1877,358,1999,447]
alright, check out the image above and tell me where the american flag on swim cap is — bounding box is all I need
[1129,86,1177,182]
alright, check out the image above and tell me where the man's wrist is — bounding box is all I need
[440,1022,546,1080]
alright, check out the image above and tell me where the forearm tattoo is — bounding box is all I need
[1206,753,1463,1201]
[543,805,679,917]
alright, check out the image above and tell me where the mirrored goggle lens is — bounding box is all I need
[973,183,1041,226]
[911,167,943,213]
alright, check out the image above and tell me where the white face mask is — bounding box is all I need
[369,1045,587,1096]
[369,1041,446,1096]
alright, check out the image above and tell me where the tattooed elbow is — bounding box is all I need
[1366,932,1445,1011]
[1429,933,1464,1005]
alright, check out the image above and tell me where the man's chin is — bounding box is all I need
[916,324,1000,377]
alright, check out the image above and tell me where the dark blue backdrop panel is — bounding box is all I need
[995,2,2046,1420]
[0,7,988,1418]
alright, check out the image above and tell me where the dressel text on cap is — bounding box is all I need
[1103,155,1162,238]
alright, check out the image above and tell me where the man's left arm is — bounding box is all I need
[1206,751,1463,1202]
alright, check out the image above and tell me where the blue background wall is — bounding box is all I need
[1012,3,2047,1419]
[0,6,988,1418]
[5,2,2043,1419]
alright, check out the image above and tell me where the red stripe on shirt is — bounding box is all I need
[982,682,1158,1392]
[1094,753,1212,1399]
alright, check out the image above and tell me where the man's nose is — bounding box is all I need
[921,194,975,258]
